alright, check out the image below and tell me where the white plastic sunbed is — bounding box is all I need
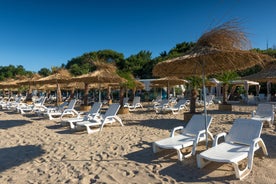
[251,103,274,127]
[153,114,213,161]
[66,102,102,129]
[197,118,268,180]
[75,103,123,134]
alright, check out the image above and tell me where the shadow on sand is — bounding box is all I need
[0,120,32,129]
[0,145,45,173]
[124,142,236,182]
[126,118,187,131]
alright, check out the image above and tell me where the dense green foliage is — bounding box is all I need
[0,65,33,81]
[0,42,275,83]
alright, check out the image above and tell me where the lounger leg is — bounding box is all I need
[196,154,211,168]
[258,139,268,156]
[85,124,100,134]
[152,143,161,153]
[114,116,124,127]
[176,149,183,161]
[69,121,75,129]
[232,162,251,180]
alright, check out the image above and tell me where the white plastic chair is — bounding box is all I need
[46,99,78,120]
[76,103,123,134]
[125,96,143,111]
[251,103,274,127]
[162,99,189,114]
[153,114,213,161]
[197,118,268,180]
[66,102,102,129]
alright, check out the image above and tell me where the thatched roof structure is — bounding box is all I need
[150,77,188,87]
[71,62,125,84]
[153,20,273,78]
[36,69,71,85]
[17,73,42,85]
[243,61,276,83]
[0,79,19,89]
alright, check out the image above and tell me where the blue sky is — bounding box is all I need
[0,0,276,72]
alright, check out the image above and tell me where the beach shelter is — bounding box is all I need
[243,61,276,100]
[35,69,72,104]
[153,20,272,147]
[150,77,188,99]
[230,79,260,96]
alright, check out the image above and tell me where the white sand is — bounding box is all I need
[0,104,276,183]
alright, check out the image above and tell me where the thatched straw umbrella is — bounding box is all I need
[151,77,188,99]
[153,20,273,147]
[17,73,42,102]
[71,62,126,106]
[35,69,72,104]
[0,79,19,97]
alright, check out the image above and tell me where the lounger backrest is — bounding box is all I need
[226,118,263,145]
[255,103,274,117]
[160,99,169,106]
[67,99,76,109]
[103,103,120,118]
[175,99,187,108]
[38,96,46,105]
[90,102,102,114]
[132,96,140,105]
[123,97,129,105]
[183,114,213,135]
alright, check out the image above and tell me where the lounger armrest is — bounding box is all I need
[170,126,184,137]
[213,132,227,147]
[251,110,256,117]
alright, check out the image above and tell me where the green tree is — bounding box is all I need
[216,71,239,104]
[38,68,52,77]
[125,50,152,78]
[186,76,202,113]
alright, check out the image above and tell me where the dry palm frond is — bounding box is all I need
[243,61,276,82]
[196,19,251,51]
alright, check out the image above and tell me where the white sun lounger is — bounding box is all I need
[124,96,143,111]
[162,99,189,114]
[66,102,102,129]
[45,99,78,120]
[251,103,274,127]
[153,114,213,161]
[197,118,268,180]
[75,103,123,134]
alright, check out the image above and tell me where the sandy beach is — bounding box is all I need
[0,103,276,184]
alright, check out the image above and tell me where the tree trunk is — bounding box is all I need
[119,86,125,107]
[56,83,62,104]
[83,83,89,106]
[222,84,229,104]
[190,88,199,113]
[70,88,75,100]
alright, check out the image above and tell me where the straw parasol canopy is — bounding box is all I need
[36,68,72,103]
[71,62,125,84]
[17,73,41,86]
[151,77,188,86]
[71,62,126,104]
[150,77,188,99]
[243,61,276,83]
[0,78,19,89]
[36,69,71,85]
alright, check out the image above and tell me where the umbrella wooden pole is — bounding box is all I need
[202,61,208,149]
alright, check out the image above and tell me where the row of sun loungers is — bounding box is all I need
[0,95,274,180]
